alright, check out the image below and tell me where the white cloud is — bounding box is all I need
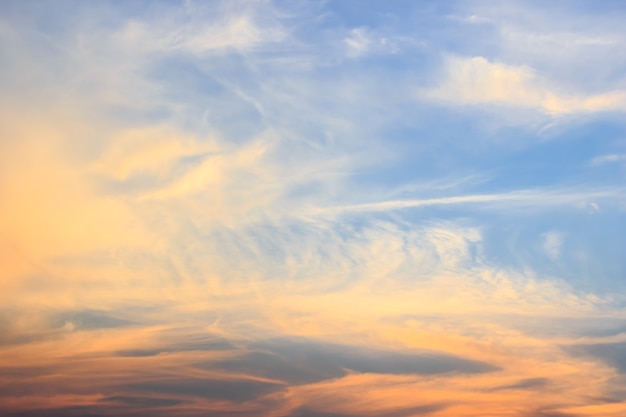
[588,202,602,215]
[343,27,416,58]
[344,28,372,57]
[448,14,493,25]
[542,231,564,261]
[591,153,626,166]
[423,56,626,115]
[459,2,625,62]
[315,187,626,216]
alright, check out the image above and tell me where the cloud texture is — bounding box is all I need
[2,1,626,416]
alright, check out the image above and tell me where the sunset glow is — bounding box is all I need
[2,1,626,416]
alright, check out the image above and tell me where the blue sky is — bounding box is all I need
[1,1,626,416]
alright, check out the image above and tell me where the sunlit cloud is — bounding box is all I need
[424,56,626,115]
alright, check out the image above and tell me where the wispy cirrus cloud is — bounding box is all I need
[116,12,285,56]
[343,26,417,58]
[315,186,626,217]
[590,153,626,166]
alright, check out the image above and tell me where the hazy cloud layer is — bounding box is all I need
[2,0,626,416]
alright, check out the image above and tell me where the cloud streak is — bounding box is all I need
[316,187,626,216]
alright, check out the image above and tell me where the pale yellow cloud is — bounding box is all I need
[425,56,626,115]
[0,110,154,304]
[92,126,220,181]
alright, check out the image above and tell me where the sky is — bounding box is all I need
[1,0,626,416]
